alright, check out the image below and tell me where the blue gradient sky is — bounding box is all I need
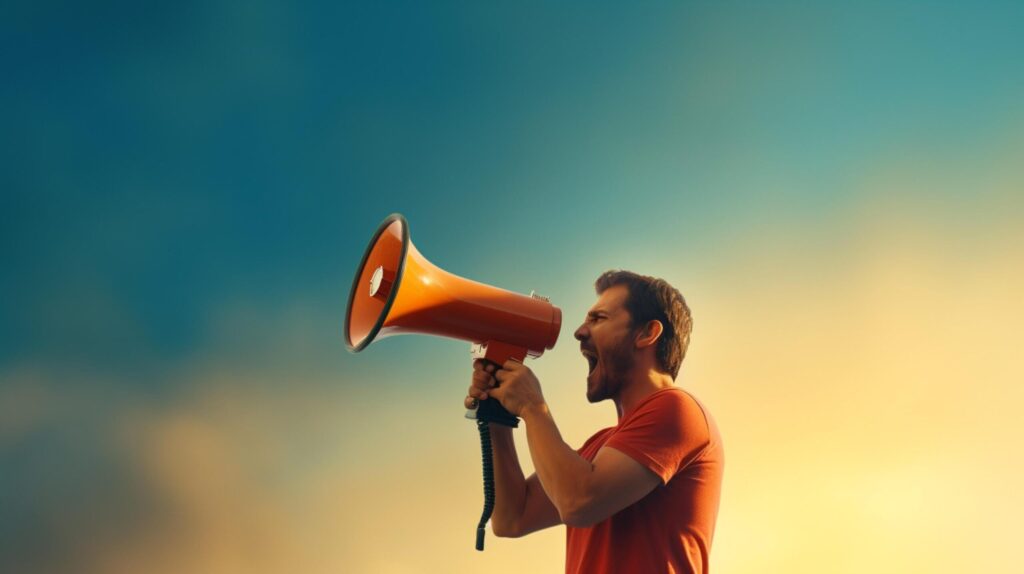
[3,2,1024,572]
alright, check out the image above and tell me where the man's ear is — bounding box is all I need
[634,320,664,349]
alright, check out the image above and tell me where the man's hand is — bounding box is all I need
[489,359,546,418]
[464,359,498,409]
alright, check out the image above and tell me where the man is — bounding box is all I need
[464,270,724,574]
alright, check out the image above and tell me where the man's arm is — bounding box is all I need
[487,360,661,528]
[468,361,561,538]
[521,403,661,527]
[488,424,562,538]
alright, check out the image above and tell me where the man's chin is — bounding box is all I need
[586,375,605,403]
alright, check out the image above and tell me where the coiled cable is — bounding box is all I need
[475,418,495,551]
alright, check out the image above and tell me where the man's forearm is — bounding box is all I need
[521,403,594,518]
[488,423,527,535]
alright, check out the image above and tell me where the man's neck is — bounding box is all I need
[613,367,676,422]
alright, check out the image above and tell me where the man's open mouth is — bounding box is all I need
[582,350,598,374]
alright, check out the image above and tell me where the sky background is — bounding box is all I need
[3,2,1024,572]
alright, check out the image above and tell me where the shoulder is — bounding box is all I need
[576,426,615,455]
[630,387,708,421]
[605,388,717,483]
[622,388,712,441]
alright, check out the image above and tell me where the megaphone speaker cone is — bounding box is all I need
[344,213,409,351]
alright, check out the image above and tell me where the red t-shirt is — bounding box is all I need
[565,387,724,574]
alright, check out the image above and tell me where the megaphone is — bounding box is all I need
[344,213,562,551]
[344,213,562,424]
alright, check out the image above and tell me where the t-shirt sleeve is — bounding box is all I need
[576,427,614,457]
[603,391,710,484]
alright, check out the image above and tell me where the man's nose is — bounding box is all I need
[574,324,587,341]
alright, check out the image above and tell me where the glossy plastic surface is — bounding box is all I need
[344,214,561,356]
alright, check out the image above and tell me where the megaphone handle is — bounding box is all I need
[474,356,520,428]
[475,396,519,428]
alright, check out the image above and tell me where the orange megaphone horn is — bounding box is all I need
[345,213,562,374]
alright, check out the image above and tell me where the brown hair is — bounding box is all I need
[594,270,693,379]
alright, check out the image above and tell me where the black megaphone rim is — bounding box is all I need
[344,212,410,352]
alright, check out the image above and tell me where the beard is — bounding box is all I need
[586,336,636,403]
